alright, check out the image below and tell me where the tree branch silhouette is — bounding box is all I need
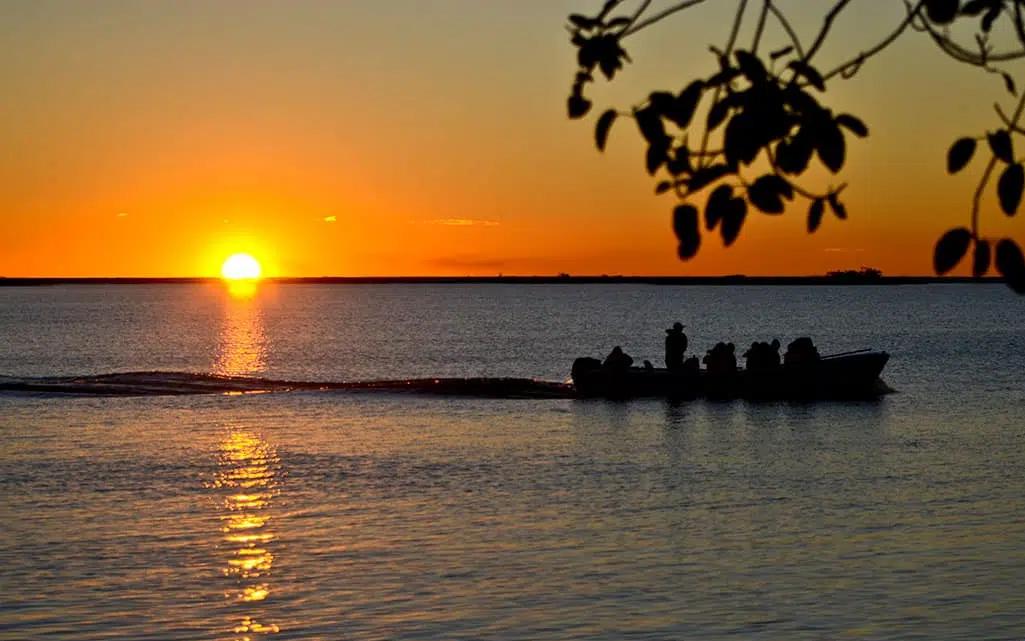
[565,0,1025,293]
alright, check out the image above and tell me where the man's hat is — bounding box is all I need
[666,322,685,333]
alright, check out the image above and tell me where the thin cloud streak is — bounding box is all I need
[427,218,500,227]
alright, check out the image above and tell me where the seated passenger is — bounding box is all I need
[603,345,634,372]
[683,356,700,374]
[743,339,781,372]
[703,342,737,375]
[784,337,820,366]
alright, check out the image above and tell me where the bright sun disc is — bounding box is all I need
[221,253,262,280]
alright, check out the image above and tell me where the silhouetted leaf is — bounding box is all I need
[596,36,628,80]
[666,146,692,175]
[745,84,789,139]
[635,106,665,143]
[706,67,741,87]
[961,0,990,16]
[925,0,960,24]
[998,163,1024,215]
[776,131,814,175]
[788,60,825,91]
[807,199,825,233]
[646,139,670,175]
[748,174,793,214]
[815,119,846,173]
[673,205,701,259]
[784,86,821,114]
[996,238,1025,293]
[568,94,591,119]
[766,174,794,199]
[655,180,673,195]
[769,45,794,60]
[705,184,733,230]
[973,239,991,277]
[933,227,972,274]
[573,69,593,83]
[569,14,597,29]
[827,193,847,219]
[735,50,767,83]
[988,130,1013,163]
[982,4,1000,32]
[720,197,747,246]
[577,38,599,69]
[707,99,731,130]
[947,137,976,173]
[1003,72,1017,96]
[595,109,617,151]
[724,112,760,167]
[649,91,676,113]
[835,114,868,138]
[668,81,703,128]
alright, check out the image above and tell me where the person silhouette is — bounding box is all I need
[603,345,633,372]
[664,322,688,370]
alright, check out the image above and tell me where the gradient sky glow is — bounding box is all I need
[1,1,1021,276]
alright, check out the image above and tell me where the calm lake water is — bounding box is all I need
[1,283,1024,640]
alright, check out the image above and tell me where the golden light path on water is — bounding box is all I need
[212,428,282,640]
[209,283,280,638]
[214,283,267,377]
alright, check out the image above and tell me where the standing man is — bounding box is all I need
[665,322,688,370]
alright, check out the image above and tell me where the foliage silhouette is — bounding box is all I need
[565,0,1025,292]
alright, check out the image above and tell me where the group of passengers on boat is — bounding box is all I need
[600,322,821,375]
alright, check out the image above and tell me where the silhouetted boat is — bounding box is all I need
[571,350,890,400]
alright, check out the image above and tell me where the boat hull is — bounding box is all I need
[572,352,890,400]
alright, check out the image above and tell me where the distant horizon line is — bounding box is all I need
[0,275,1001,286]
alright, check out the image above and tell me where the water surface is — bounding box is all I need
[1,283,1023,640]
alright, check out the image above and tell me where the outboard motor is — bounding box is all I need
[571,357,602,381]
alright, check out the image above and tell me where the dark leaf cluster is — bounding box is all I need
[935,227,1025,290]
[577,48,860,260]
[568,1,1024,293]
[959,0,1004,32]
[566,6,633,119]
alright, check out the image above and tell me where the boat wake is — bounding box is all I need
[0,371,576,399]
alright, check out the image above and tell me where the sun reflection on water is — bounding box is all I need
[213,288,267,377]
[211,429,282,639]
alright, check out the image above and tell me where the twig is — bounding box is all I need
[972,157,997,240]
[822,1,924,81]
[767,3,804,59]
[1014,0,1025,47]
[751,0,771,54]
[974,89,1025,238]
[698,0,748,169]
[622,0,711,37]
[804,0,852,63]
[995,103,1025,135]
[622,0,652,33]
[929,33,1025,64]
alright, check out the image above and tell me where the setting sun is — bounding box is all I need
[221,254,263,281]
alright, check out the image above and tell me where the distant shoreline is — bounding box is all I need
[0,275,1002,286]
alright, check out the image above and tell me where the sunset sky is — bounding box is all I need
[2,1,1021,277]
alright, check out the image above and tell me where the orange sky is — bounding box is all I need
[1,1,1021,277]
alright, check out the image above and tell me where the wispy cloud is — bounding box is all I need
[824,247,865,253]
[116,212,129,218]
[323,215,336,223]
[427,218,500,227]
